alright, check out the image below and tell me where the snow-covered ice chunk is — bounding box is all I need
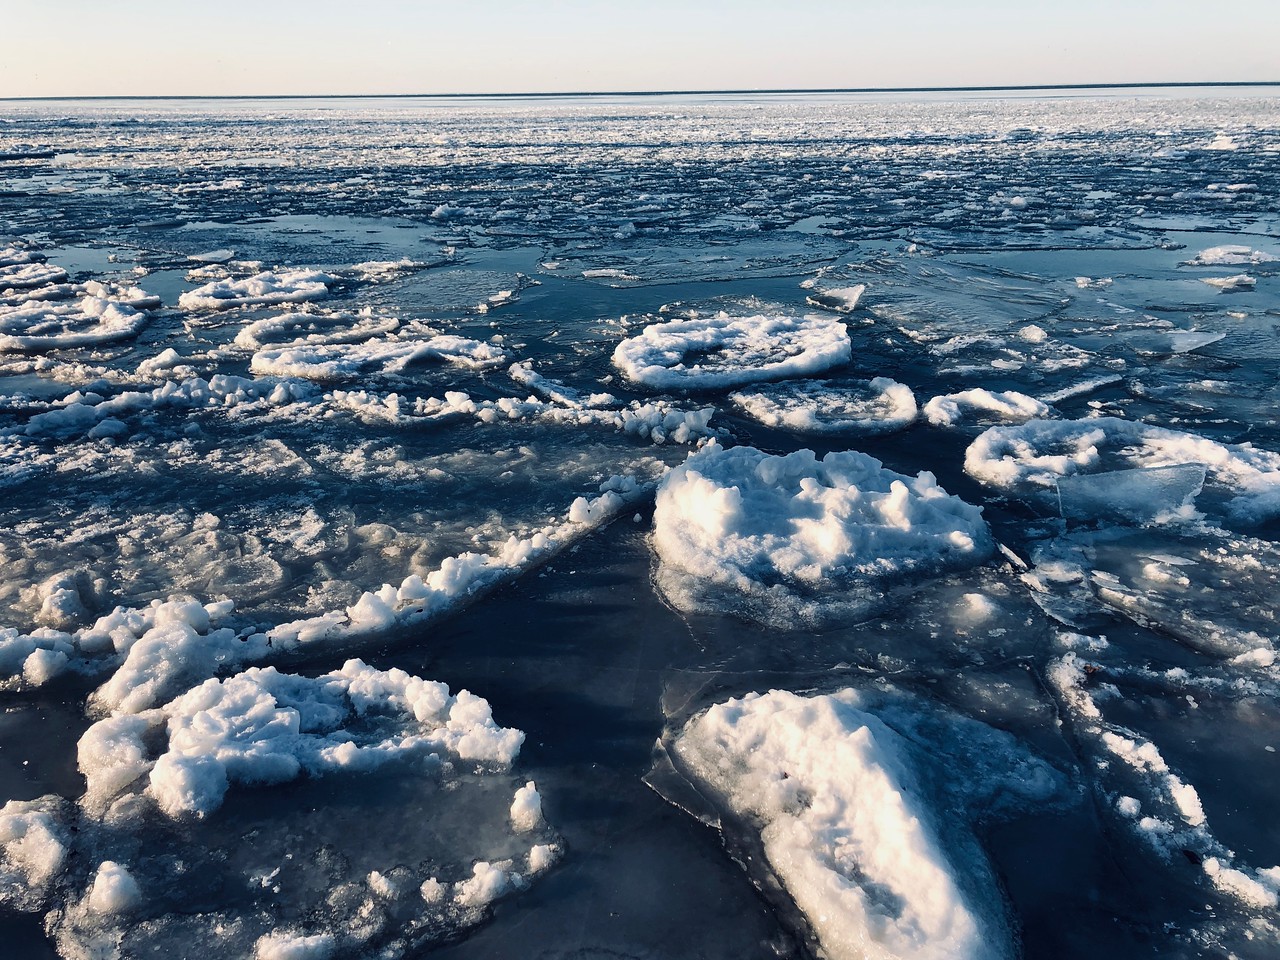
[0,796,72,910]
[80,659,524,818]
[1185,245,1277,267]
[672,688,1052,960]
[0,261,69,291]
[612,312,850,390]
[87,860,141,915]
[966,417,1280,523]
[328,388,477,426]
[653,443,992,622]
[251,331,505,381]
[1199,274,1255,291]
[923,389,1050,428]
[509,782,542,832]
[730,377,917,435]
[509,361,615,409]
[0,284,156,352]
[1056,464,1205,523]
[179,269,334,311]
[234,307,400,350]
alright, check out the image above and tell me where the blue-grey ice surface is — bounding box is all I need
[1,87,1279,959]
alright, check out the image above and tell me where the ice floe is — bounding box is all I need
[671,687,1059,960]
[179,269,334,310]
[0,473,653,706]
[730,377,917,434]
[612,313,850,390]
[803,283,866,314]
[8,662,559,960]
[0,262,69,291]
[0,281,159,352]
[1047,639,1280,914]
[965,417,1280,524]
[234,306,401,350]
[79,659,524,818]
[652,443,992,622]
[923,389,1051,428]
[1184,245,1278,267]
[1027,525,1280,661]
[250,328,504,380]
[1200,274,1256,291]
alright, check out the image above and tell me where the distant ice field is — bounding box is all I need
[1,89,1279,960]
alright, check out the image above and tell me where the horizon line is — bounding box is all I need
[2,80,1279,103]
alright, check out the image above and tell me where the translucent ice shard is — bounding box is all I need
[1055,463,1206,524]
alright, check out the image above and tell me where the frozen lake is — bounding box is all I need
[1,87,1279,959]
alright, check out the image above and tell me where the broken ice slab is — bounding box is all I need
[1056,463,1206,524]
[1123,330,1226,356]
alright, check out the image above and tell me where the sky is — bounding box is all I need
[2,0,1278,98]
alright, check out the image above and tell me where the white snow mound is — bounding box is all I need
[675,688,1007,960]
[653,443,992,617]
[923,389,1051,428]
[79,659,525,818]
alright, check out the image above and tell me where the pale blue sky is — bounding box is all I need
[3,0,1278,97]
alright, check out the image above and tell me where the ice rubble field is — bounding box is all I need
[0,89,1279,959]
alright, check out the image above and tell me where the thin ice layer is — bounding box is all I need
[652,443,992,621]
[0,473,653,709]
[673,688,1015,960]
[612,312,851,390]
[730,377,917,435]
